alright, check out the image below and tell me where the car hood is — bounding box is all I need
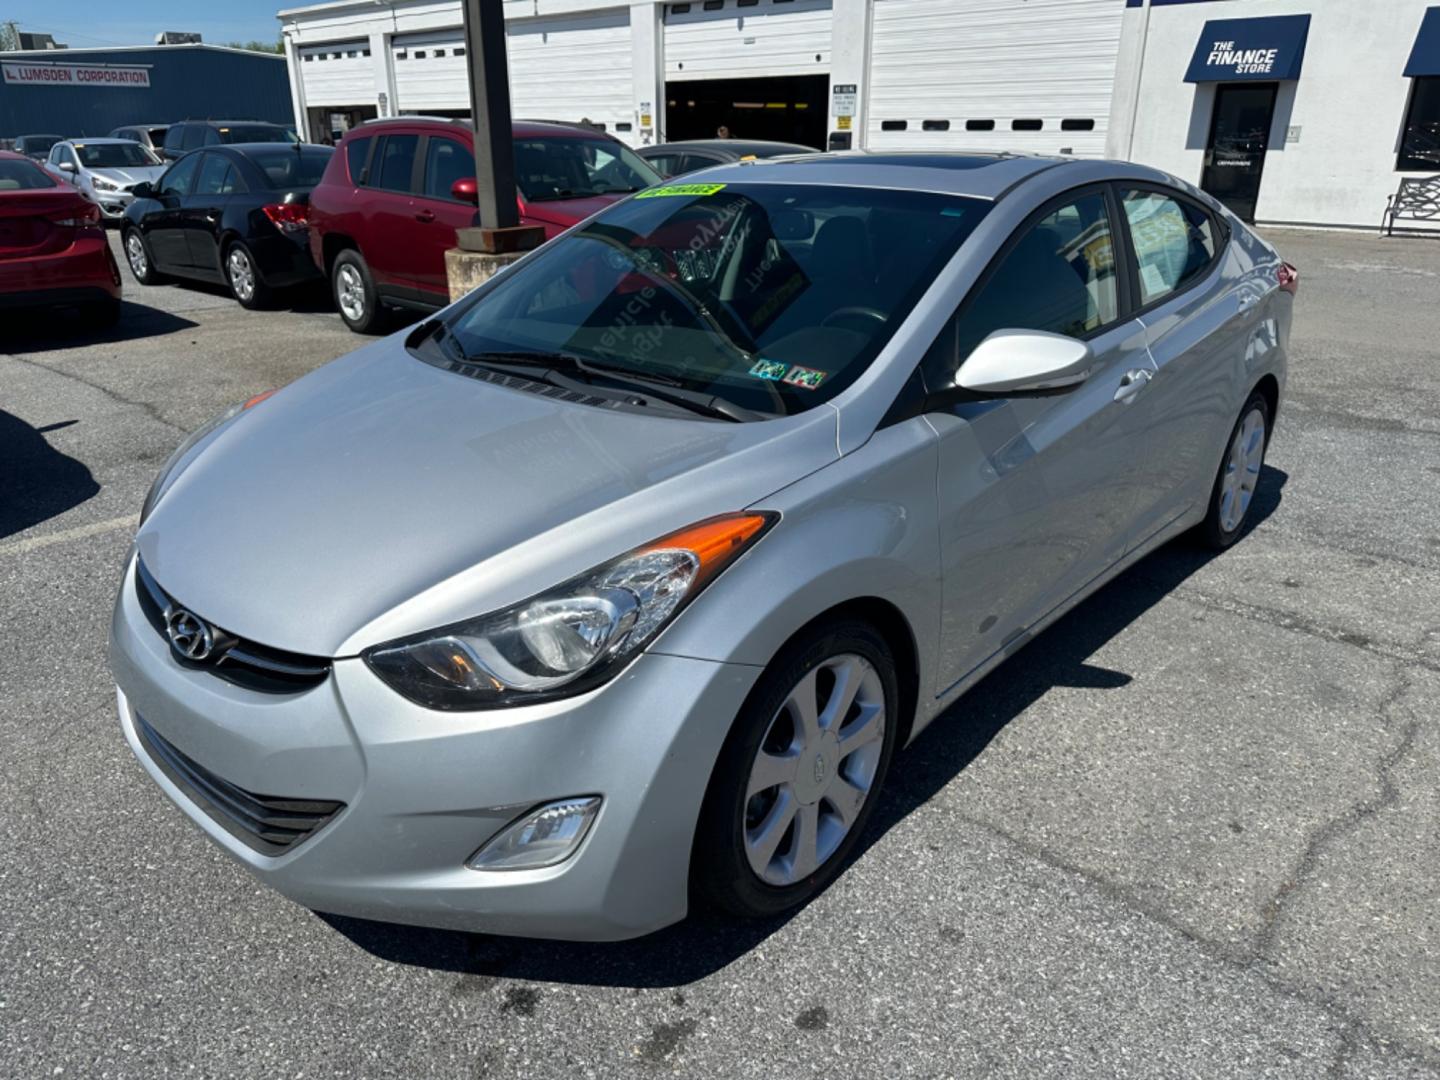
[521,192,628,229]
[137,337,839,657]
[90,165,165,187]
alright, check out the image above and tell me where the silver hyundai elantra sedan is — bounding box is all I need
[111,152,1293,941]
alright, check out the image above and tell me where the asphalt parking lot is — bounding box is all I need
[3,228,1439,1079]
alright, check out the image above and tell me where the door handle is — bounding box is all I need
[1114,368,1153,404]
[414,209,435,223]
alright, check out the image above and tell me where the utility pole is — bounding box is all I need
[457,0,543,255]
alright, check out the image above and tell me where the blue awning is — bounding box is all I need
[1184,14,1311,83]
[1406,7,1440,77]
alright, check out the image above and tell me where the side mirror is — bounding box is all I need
[59,160,76,173]
[131,181,154,199]
[956,329,1095,395]
[451,176,478,204]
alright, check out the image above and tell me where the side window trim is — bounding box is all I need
[354,136,376,186]
[411,134,430,196]
[1109,180,1228,320]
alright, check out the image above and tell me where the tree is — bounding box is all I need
[223,38,284,55]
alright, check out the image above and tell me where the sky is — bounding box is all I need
[4,0,284,50]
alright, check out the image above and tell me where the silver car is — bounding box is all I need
[45,138,166,222]
[111,153,1294,941]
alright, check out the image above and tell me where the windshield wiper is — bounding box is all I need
[463,349,763,423]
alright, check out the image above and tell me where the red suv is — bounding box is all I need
[308,118,661,333]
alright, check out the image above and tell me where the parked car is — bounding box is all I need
[159,120,298,162]
[112,152,1294,941]
[637,138,819,178]
[121,143,334,308]
[13,134,63,162]
[308,117,662,332]
[0,151,121,324]
[109,124,171,154]
[44,138,167,224]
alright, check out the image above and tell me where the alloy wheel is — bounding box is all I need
[336,263,365,323]
[1218,407,1266,533]
[743,654,886,886]
[227,248,255,302]
[125,233,147,278]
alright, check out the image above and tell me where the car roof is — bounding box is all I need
[649,139,817,156]
[63,137,140,146]
[673,151,1092,200]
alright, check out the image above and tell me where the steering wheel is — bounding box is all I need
[822,306,887,331]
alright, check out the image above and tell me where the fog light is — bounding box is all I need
[467,796,601,871]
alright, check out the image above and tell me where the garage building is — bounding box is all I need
[0,44,294,141]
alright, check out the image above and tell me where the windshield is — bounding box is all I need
[0,158,56,190]
[76,142,160,168]
[441,182,989,416]
[218,125,298,146]
[515,136,662,202]
[247,146,333,189]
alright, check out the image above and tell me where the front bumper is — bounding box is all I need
[90,189,135,220]
[109,555,759,941]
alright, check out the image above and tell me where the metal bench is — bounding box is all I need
[1381,174,1440,236]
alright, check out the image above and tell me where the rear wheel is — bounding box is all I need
[1199,391,1270,549]
[331,248,384,334]
[224,242,272,310]
[692,620,899,918]
[122,228,164,285]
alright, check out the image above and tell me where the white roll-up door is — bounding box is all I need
[664,0,833,82]
[391,30,468,114]
[866,0,1123,156]
[298,40,376,107]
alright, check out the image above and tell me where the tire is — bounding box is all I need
[692,619,900,919]
[122,228,164,285]
[1198,390,1271,550]
[331,248,385,334]
[224,241,272,310]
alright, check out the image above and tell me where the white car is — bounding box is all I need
[45,138,166,223]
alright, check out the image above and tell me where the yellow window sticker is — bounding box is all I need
[635,182,729,199]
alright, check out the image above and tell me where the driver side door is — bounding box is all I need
[143,154,202,271]
[925,186,1156,695]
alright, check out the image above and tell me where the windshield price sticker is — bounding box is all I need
[782,366,828,390]
[749,359,789,381]
[635,183,728,199]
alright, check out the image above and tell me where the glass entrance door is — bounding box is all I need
[1200,82,1279,224]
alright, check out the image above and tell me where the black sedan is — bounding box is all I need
[120,144,333,309]
[636,139,819,178]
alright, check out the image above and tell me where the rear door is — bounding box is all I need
[356,131,422,290]
[144,153,202,270]
[926,186,1154,692]
[404,132,477,296]
[181,153,236,277]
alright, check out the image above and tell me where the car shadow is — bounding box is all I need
[0,409,101,540]
[3,301,198,354]
[321,466,1289,988]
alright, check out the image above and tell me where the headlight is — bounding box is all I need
[139,390,275,525]
[92,177,118,192]
[365,513,775,710]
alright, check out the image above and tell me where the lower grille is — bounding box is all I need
[135,713,344,856]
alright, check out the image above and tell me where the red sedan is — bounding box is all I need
[0,150,122,325]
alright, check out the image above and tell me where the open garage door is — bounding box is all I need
[391,9,637,143]
[866,0,1123,156]
[663,0,832,147]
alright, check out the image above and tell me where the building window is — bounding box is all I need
[616,122,633,132]
[455,47,465,56]
[435,49,446,57]
[414,50,427,59]
[303,54,313,61]
[966,119,994,131]
[1398,78,1440,172]
[880,120,907,131]
[704,0,724,9]
[922,119,950,131]
[363,49,371,56]
[1012,119,1043,131]
[1061,118,1095,132]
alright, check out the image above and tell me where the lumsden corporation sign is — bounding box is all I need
[1,62,151,88]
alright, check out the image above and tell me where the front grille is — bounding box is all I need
[134,558,331,694]
[135,713,344,855]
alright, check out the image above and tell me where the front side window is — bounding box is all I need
[158,154,201,197]
[75,142,161,168]
[1121,189,1217,306]
[512,136,661,202]
[438,184,988,416]
[193,155,233,197]
[943,191,1119,376]
[1398,77,1440,172]
[422,136,476,200]
[373,134,418,192]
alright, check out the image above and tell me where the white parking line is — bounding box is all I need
[0,514,138,558]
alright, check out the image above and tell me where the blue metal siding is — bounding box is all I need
[0,47,293,139]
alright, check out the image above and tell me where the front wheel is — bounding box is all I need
[122,228,164,285]
[692,620,899,919]
[1198,391,1271,549]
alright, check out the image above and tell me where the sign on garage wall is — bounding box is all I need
[1,62,151,88]
[831,83,857,117]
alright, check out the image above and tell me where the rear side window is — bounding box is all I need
[193,154,233,196]
[246,147,333,189]
[164,125,187,153]
[1120,189,1218,306]
[373,134,419,192]
[0,158,56,190]
[931,191,1120,383]
[422,136,475,200]
[345,136,372,183]
[184,125,208,151]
